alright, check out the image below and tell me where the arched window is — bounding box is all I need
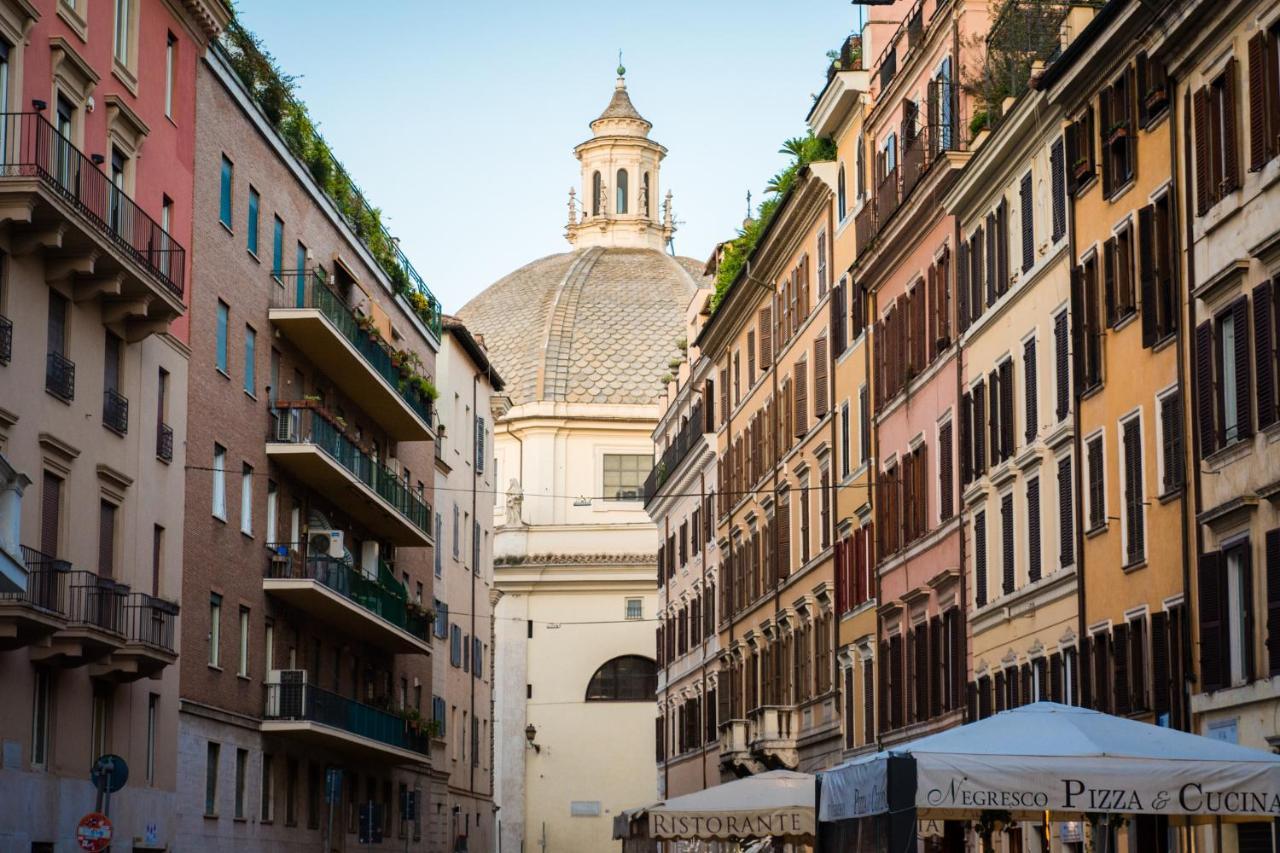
[643,171,652,216]
[592,171,602,216]
[616,168,629,214]
[837,164,847,221]
[585,655,656,701]
[855,136,866,200]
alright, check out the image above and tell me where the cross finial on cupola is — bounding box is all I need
[617,49,625,79]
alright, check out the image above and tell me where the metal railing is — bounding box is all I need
[643,401,705,504]
[156,422,174,462]
[123,592,178,652]
[262,680,430,755]
[2,546,71,615]
[876,165,900,224]
[825,34,863,83]
[855,197,878,255]
[265,546,430,642]
[269,404,431,534]
[0,113,185,297]
[273,269,434,428]
[103,388,128,434]
[65,570,129,635]
[45,351,74,401]
[0,313,10,364]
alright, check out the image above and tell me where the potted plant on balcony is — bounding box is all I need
[409,374,438,403]
[1104,120,1129,146]
[401,706,425,735]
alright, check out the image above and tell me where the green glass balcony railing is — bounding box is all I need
[263,680,429,756]
[274,269,434,429]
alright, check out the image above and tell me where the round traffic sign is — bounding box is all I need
[90,753,128,793]
[75,812,112,852]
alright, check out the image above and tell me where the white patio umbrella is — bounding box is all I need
[615,770,816,843]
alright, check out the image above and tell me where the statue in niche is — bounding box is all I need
[505,479,524,526]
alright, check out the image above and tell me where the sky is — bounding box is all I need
[236,2,864,313]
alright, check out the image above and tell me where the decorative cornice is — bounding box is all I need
[495,552,656,567]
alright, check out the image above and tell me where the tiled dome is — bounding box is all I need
[457,246,706,407]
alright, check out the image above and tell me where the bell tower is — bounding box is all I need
[565,63,674,251]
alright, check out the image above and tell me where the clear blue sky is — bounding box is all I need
[236,2,863,313]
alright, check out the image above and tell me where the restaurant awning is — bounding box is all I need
[614,770,816,842]
[820,702,1280,824]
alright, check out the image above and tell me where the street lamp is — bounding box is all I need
[525,723,541,753]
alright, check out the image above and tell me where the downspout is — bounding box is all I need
[1068,119,1089,700]
[871,281,884,748]
[827,197,841,705]
[700,465,708,791]
[1178,85,1200,732]
[953,214,968,722]
[470,371,479,796]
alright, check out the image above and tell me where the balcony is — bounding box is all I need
[262,679,430,765]
[156,422,174,463]
[642,400,705,504]
[45,351,74,402]
[267,403,432,547]
[103,388,128,434]
[876,165,900,227]
[855,197,878,255]
[95,592,179,682]
[270,270,435,441]
[748,706,799,770]
[0,313,10,364]
[0,112,185,327]
[0,547,70,649]
[32,569,129,667]
[264,548,431,654]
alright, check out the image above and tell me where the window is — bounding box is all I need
[164,32,176,118]
[1201,541,1255,691]
[240,463,253,535]
[211,444,226,519]
[1104,222,1135,326]
[247,188,260,256]
[31,669,51,767]
[643,172,652,216]
[603,454,647,501]
[113,0,132,65]
[219,156,233,228]
[616,169,628,214]
[1218,298,1251,447]
[1087,434,1105,531]
[1249,24,1280,171]
[90,684,111,760]
[271,217,284,279]
[1050,137,1067,242]
[1080,253,1103,389]
[452,504,459,559]
[209,593,222,667]
[837,164,847,220]
[1058,455,1075,567]
[939,420,954,522]
[264,619,274,672]
[237,606,250,676]
[243,326,256,394]
[1139,193,1178,346]
[104,332,124,433]
[859,385,870,464]
[1158,390,1184,495]
[215,300,229,374]
[585,655,657,701]
[434,513,443,575]
[1026,477,1042,583]
[98,500,116,577]
[1121,415,1145,566]
[1001,492,1015,596]
[1020,171,1034,273]
[205,741,220,816]
[234,748,248,819]
[840,402,851,478]
[434,601,448,639]
[285,757,297,826]
[473,637,483,680]
[592,171,602,216]
[1194,61,1241,214]
[1100,67,1136,196]
[1066,105,1096,194]
[450,624,461,667]
[974,510,988,607]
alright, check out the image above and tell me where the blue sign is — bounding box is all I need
[325,767,342,804]
[90,754,128,794]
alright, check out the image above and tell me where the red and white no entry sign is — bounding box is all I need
[75,812,112,852]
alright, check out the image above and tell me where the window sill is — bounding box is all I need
[232,817,248,824]
[1072,174,1098,198]
[1081,381,1105,402]
[220,221,234,237]
[1110,310,1138,334]
[216,367,231,381]
[112,59,140,97]
[204,813,219,821]
[244,390,257,402]
[247,249,261,264]
[1150,331,1177,354]
[1122,558,1147,573]
[1157,486,1184,505]
[1084,523,1109,539]
[208,664,223,672]
[237,673,251,682]
[1104,178,1136,205]
[212,514,226,524]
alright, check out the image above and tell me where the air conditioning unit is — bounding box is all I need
[308,529,344,559]
[273,413,298,442]
[265,669,307,718]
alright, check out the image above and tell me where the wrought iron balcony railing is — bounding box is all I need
[0,313,10,364]
[103,388,129,434]
[45,351,74,401]
[263,680,430,755]
[270,404,431,534]
[65,570,129,635]
[156,422,174,463]
[273,269,435,429]
[123,592,178,652]
[265,547,430,642]
[3,546,71,615]
[643,400,705,503]
[0,112,185,297]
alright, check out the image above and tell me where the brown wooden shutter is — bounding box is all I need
[777,494,791,578]
[1055,311,1070,421]
[1131,617,1148,711]
[1266,529,1280,676]
[957,240,970,334]
[759,307,773,367]
[1151,609,1170,715]
[1224,58,1241,192]
[1195,321,1218,456]
[973,381,986,475]
[1020,172,1034,273]
[1194,87,1211,214]
[1113,622,1130,714]
[1103,237,1117,326]
[1023,338,1038,444]
[1058,455,1074,568]
[1000,358,1014,458]
[1001,492,1014,596]
[1250,33,1268,171]
[1232,296,1253,438]
[939,420,954,521]
[746,330,756,384]
[1027,476,1041,582]
[719,368,730,426]
[794,360,809,437]
[974,510,987,606]
[1138,204,1157,347]
[985,215,997,306]
[1100,86,1114,196]
[1123,418,1145,564]
[1051,137,1067,240]
[814,337,828,418]
[40,472,61,558]
[1198,550,1226,692]
[1255,282,1276,430]
[989,369,1001,465]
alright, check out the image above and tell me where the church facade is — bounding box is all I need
[457,68,707,852]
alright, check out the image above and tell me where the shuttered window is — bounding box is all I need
[1050,137,1067,242]
[1248,26,1280,171]
[40,471,62,558]
[831,280,847,356]
[1054,310,1070,422]
[999,358,1015,460]
[1266,529,1280,677]
[1065,105,1095,194]
[794,360,809,437]
[1026,477,1041,583]
[1058,455,1075,567]
[814,338,829,418]
[1138,195,1178,347]
[939,420,954,522]
[973,380,986,477]
[960,392,972,486]
[1001,492,1015,596]
[1020,172,1034,272]
[1194,60,1241,215]
[1198,551,1226,692]
[862,657,875,744]
[1113,622,1131,715]
[1122,416,1145,566]
[1216,297,1253,446]
[1196,321,1218,457]
[859,385,871,464]
[719,368,729,427]
[1129,616,1149,712]
[1255,280,1278,430]
[974,510,988,607]
[1152,610,1171,715]
[99,500,116,577]
[957,240,970,334]
[1087,435,1105,531]
[1159,391,1185,494]
[1023,338,1038,444]
[777,493,791,579]
[971,229,985,322]
[1081,253,1103,389]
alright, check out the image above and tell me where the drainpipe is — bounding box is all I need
[826,197,841,706]
[1177,85,1200,733]
[953,214,968,723]
[1067,115,1089,700]
[871,281,884,749]
[470,371,479,797]
[700,465,708,792]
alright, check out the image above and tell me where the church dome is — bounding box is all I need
[457,246,706,407]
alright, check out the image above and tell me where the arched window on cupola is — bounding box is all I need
[837,164,847,221]
[643,171,652,217]
[616,168,629,214]
[592,171,602,216]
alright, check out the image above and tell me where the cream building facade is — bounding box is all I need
[457,69,705,853]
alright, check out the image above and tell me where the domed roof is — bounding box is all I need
[457,246,707,407]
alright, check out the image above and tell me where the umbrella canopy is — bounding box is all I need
[615,770,816,841]
[821,703,1280,823]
